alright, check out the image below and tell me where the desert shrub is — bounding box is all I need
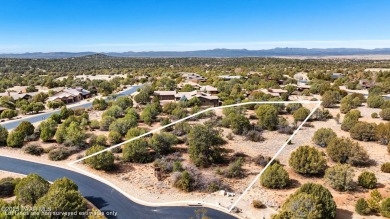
[325,164,355,191]
[99,116,115,131]
[367,189,383,213]
[39,119,58,142]
[326,137,369,166]
[172,122,191,136]
[22,144,44,156]
[380,108,390,121]
[221,113,251,135]
[48,147,72,161]
[173,171,193,192]
[0,177,19,197]
[350,122,377,141]
[108,131,122,145]
[14,121,35,138]
[367,95,384,108]
[381,162,390,173]
[95,135,107,146]
[85,145,115,170]
[275,183,336,219]
[286,103,303,114]
[278,125,294,135]
[252,200,265,209]
[312,128,337,147]
[289,146,327,175]
[341,110,361,131]
[381,198,390,218]
[375,122,390,145]
[89,120,100,130]
[125,127,147,140]
[103,105,124,118]
[358,171,377,189]
[371,112,379,118]
[355,198,371,215]
[245,130,264,142]
[222,157,245,178]
[260,163,289,189]
[252,155,273,167]
[293,107,310,122]
[173,161,183,172]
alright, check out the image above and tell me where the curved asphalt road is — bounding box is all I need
[0,156,236,219]
[0,86,141,130]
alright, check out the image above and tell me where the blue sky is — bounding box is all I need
[0,0,389,52]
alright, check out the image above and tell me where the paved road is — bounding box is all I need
[0,86,141,130]
[0,156,236,219]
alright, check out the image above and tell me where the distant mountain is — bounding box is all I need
[2,48,390,59]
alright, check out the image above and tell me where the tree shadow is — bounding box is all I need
[84,196,109,209]
[336,208,353,219]
[288,178,301,189]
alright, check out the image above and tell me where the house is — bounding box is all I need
[258,88,288,97]
[154,91,176,101]
[0,92,32,101]
[339,86,369,98]
[294,72,310,85]
[153,90,220,106]
[331,73,344,79]
[218,75,243,80]
[177,82,218,95]
[47,87,91,104]
[181,73,207,82]
[359,79,375,89]
[199,85,218,95]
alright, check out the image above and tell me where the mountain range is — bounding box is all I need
[1,48,390,59]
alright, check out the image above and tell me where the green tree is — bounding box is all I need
[358,171,377,189]
[14,173,50,205]
[6,131,24,147]
[367,95,384,108]
[325,164,355,191]
[260,163,289,189]
[108,131,122,145]
[293,107,310,122]
[256,104,279,131]
[0,126,8,146]
[114,96,133,110]
[39,119,58,142]
[85,145,115,170]
[326,137,369,166]
[92,98,108,110]
[50,177,78,192]
[36,189,86,218]
[123,139,151,163]
[103,105,124,118]
[341,109,361,131]
[355,198,371,215]
[14,121,35,138]
[188,124,226,167]
[289,146,327,175]
[221,113,250,135]
[312,128,337,147]
[149,132,178,155]
[64,122,86,147]
[380,108,390,121]
[381,198,390,218]
[375,122,390,145]
[350,122,377,141]
[0,109,17,119]
[367,189,383,213]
